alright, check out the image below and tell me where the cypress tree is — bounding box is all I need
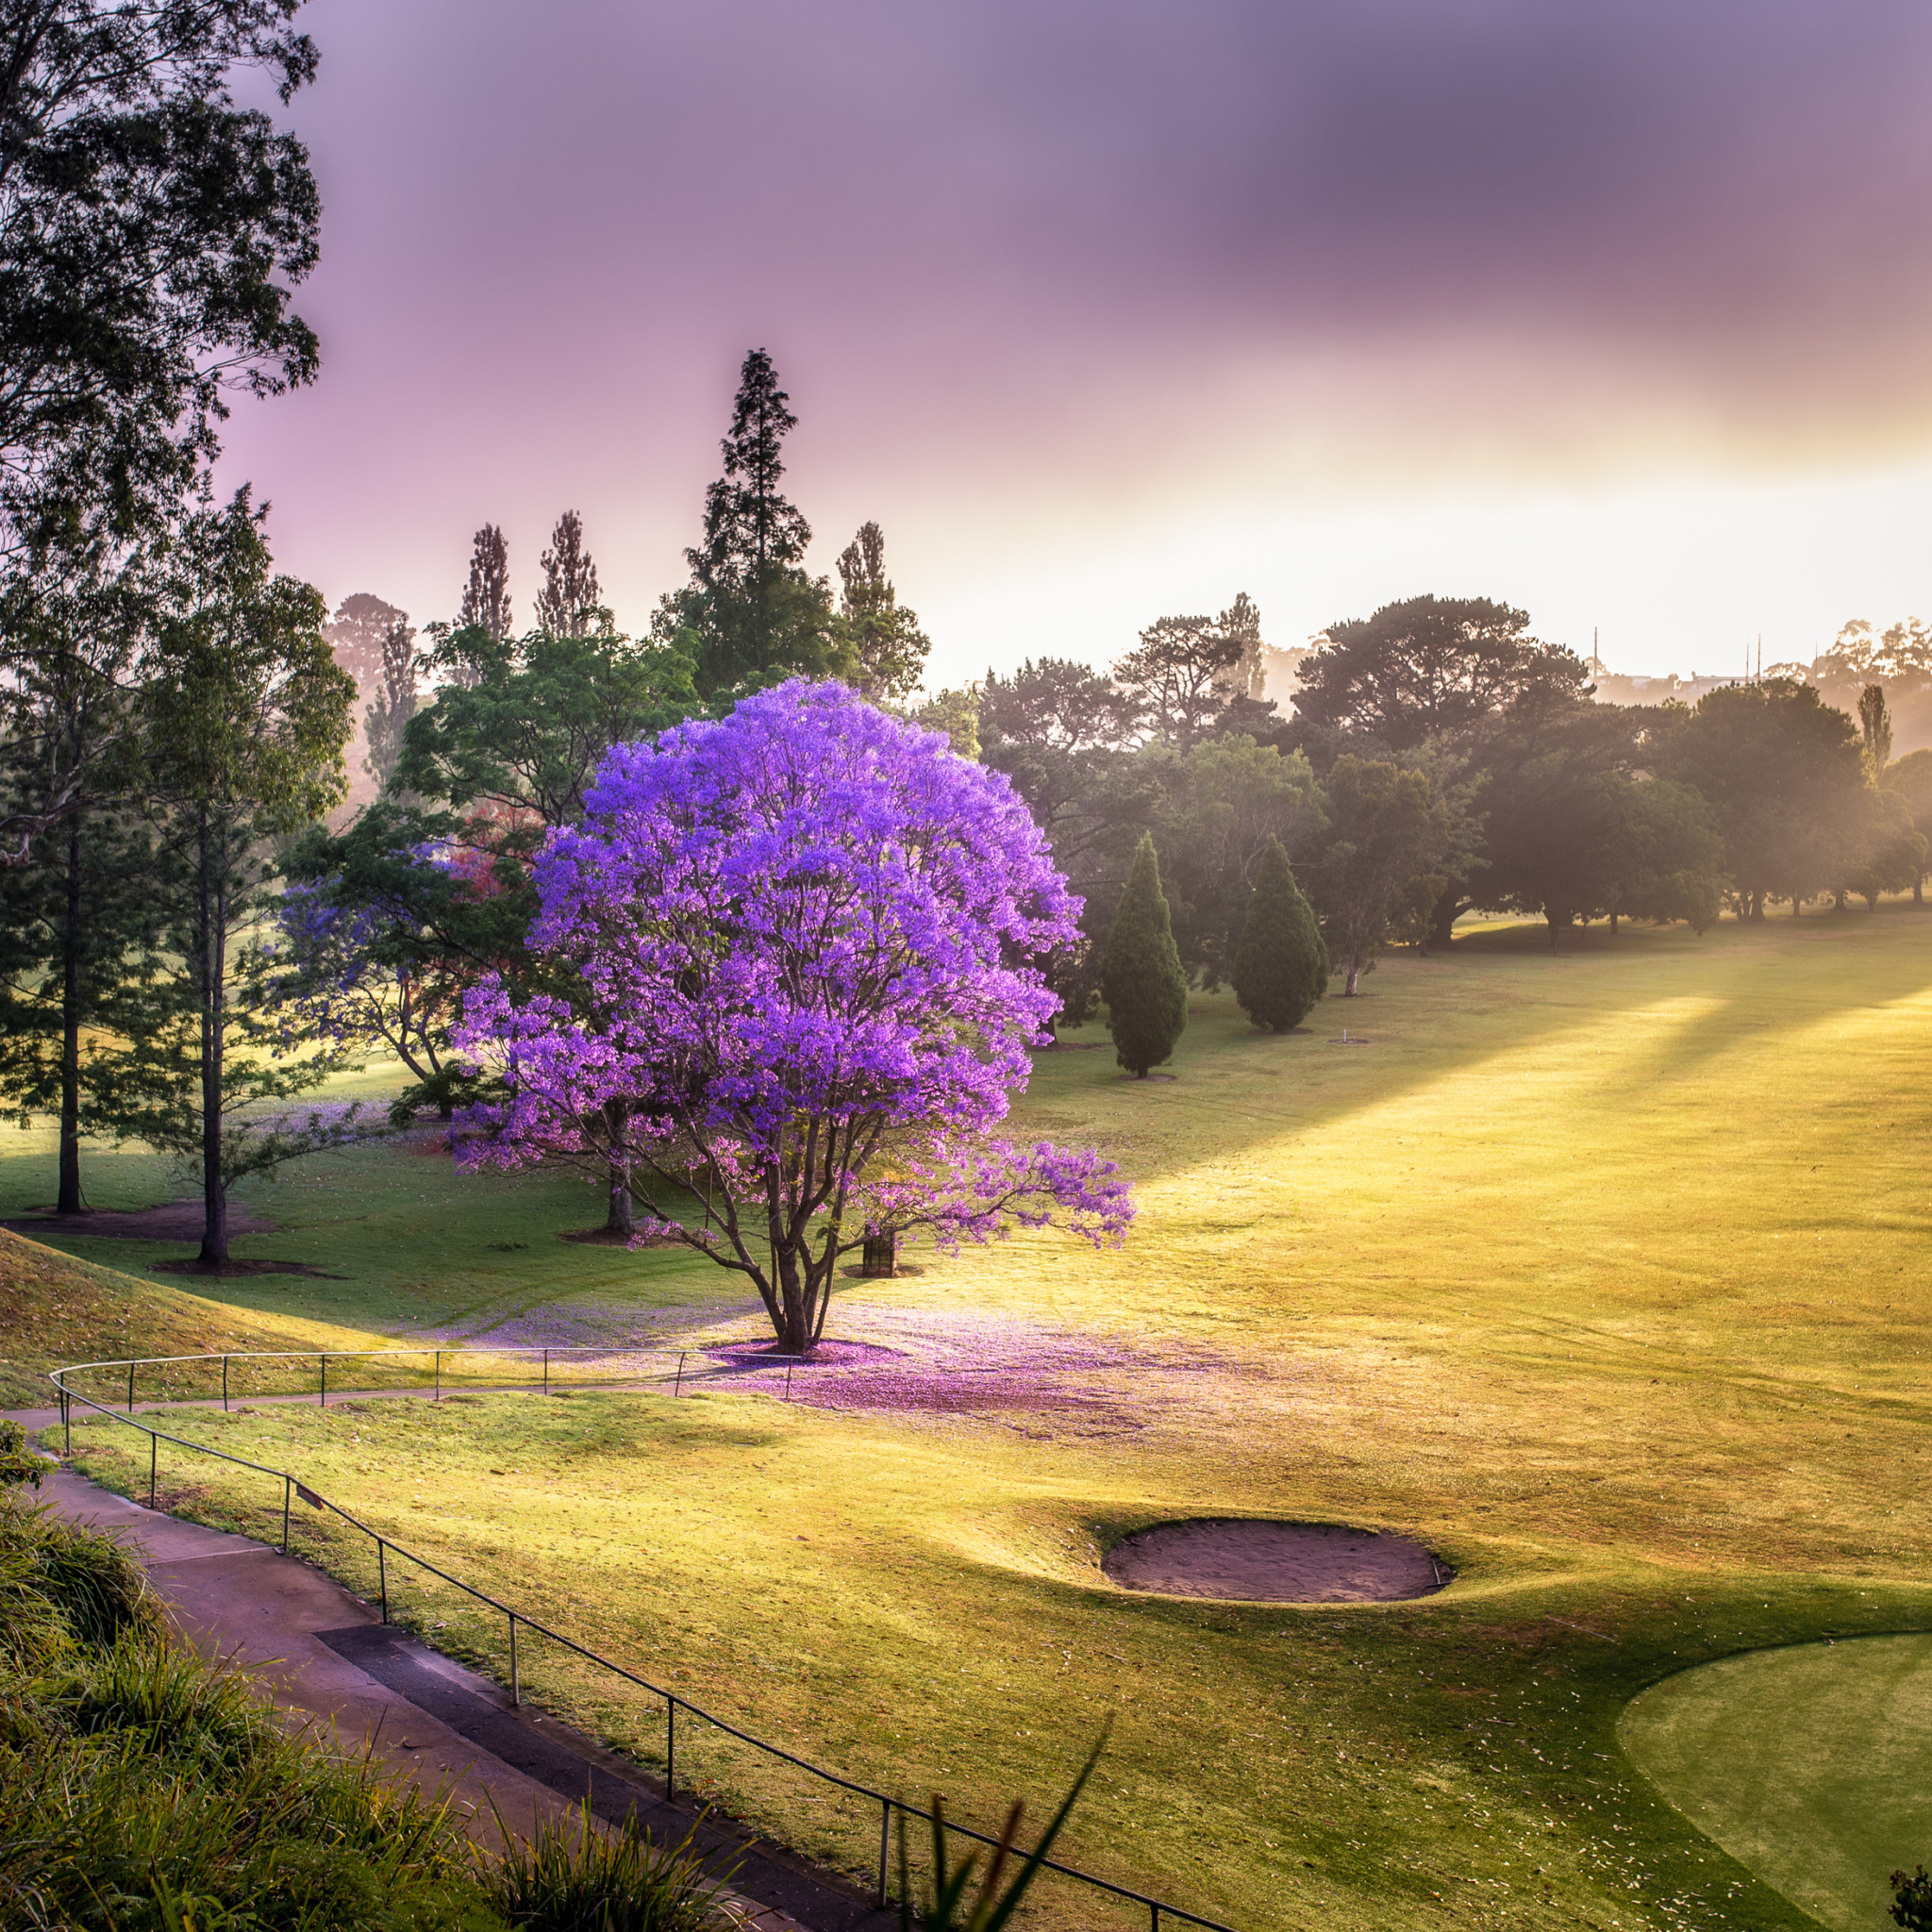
[535,509,603,636]
[1101,834,1190,1076]
[1231,835,1328,1031]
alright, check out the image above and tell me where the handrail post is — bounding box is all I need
[508,1611,520,1707]
[666,1695,675,1799]
[127,1360,134,1414]
[877,1798,891,1908]
[542,1348,549,1396]
[148,1430,157,1508]
[1152,1907,1160,1932]
[674,1351,685,1398]
[283,1475,291,1554]
[434,1351,441,1402]
[222,1356,228,1413]
[377,1540,388,1624]
[319,1354,325,1407]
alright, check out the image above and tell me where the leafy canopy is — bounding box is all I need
[0,1,322,530]
[457,682,1131,1353]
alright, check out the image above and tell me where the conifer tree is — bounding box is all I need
[535,509,603,636]
[324,592,404,697]
[1230,834,1327,1032]
[836,520,929,701]
[1100,834,1189,1076]
[458,524,512,641]
[673,348,844,693]
[361,614,417,791]
[108,491,359,1269]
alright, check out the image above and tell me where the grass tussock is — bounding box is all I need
[487,1802,727,1932]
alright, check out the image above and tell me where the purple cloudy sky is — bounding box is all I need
[219,1,1932,682]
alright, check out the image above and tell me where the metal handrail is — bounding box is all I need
[48,1350,1236,1932]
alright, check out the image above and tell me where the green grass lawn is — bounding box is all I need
[0,1228,397,1407]
[1621,1633,1932,1932]
[0,1058,730,1341]
[37,907,1932,1930]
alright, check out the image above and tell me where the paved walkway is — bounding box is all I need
[10,1405,894,1932]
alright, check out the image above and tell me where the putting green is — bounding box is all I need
[1620,1633,1932,1930]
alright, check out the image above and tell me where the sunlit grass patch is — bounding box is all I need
[37,909,1932,1928]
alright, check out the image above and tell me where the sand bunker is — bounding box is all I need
[1103,1519,1451,1603]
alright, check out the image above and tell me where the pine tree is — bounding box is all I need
[836,520,929,701]
[535,509,603,636]
[1859,682,1892,773]
[1230,834,1328,1032]
[325,592,404,697]
[458,524,512,641]
[0,529,157,1212]
[676,347,843,693]
[108,491,359,1269]
[1100,834,1189,1076]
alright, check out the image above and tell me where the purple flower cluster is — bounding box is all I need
[454,683,1132,1341]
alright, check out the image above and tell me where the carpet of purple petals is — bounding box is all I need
[694,1314,1198,1426]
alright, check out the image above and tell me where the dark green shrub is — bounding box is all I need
[1893,1865,1932,1928]
[1229,834,1326,1033]
[0,1418,43,1491]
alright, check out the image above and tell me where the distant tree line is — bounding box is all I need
[974,593,1928,1054]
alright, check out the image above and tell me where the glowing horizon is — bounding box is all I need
[215,1,1932,686]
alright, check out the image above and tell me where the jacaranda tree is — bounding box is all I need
[455,682,1133,1353]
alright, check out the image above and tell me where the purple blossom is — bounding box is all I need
[455,682,1133,1352]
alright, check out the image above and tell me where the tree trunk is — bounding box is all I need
[1915,875,1924,906]
[770,1237,813,1354]
[1608,905,1619,935]
[57,815,85,1216]
[1428,884,1460,951]
[1791,894,1801,916]
[1833,887,1847,912]
[602,1098,634,1236]
[198,815,228,1269]
[1344,962,1361,995]
[860,1231,897,1277]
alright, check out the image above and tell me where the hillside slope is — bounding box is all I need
[0,1229,391,1407]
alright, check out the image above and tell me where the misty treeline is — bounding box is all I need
[973,591,1932,1023]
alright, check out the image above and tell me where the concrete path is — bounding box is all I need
[11,1406,895,1932]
